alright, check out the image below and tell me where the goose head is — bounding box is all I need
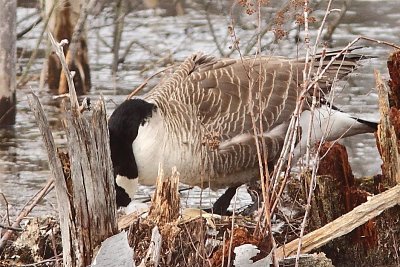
[108,98,156,207]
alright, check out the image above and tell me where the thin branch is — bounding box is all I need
[17,15,43,39]
[359,36,400,50]
[48,33,79,109]
[95,30,113,50]
[202,0,226,57]
[323,0,350,42]
[17,3,55,86]
[0,179,54,251]
[241,0,292,56]
[0,224,23,232]
[0,193,11,226]
[0,105,16,125]
[121,39,164,62]
[227,189,239,267]
[127,65,175,99]
[68,0,97,60]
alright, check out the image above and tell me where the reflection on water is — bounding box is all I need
[1,0,399,218]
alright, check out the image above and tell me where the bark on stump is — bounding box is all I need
[278,253,334,267]
[376,50,400,185]
[308,143,378,265]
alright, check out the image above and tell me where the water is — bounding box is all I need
[1,0,399,219]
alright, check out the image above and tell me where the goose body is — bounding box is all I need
[109,51,377,207]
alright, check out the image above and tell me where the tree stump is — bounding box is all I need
[375,50,400,185]
[28,94,117,267]
[0,1,16,126]
[148,166,180,226]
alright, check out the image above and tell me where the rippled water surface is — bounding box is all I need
[1,0,399,218]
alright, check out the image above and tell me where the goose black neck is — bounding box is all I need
[108,99,156,206]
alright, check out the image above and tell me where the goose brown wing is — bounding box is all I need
[185,49,367,138]
[188,56,302,139]
[175,57,303,169]
[181,52,365,172]
[144,52,367,175]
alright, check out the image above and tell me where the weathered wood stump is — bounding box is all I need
[29,94,118,267]
[148,167,180,225]
[126,167,208,267]
[0,0,16,126]
[376,50,400,185]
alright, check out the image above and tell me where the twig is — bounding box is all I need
[254,1,277,265]
[0,105,16,125]
[17,15,43,39]
[17,3,55,86]
[95,30,113,50]
[49,222,61,267]
[127,65,175,99]
[0,224,23,232]
[17,10,40,25]
[294,1,336,265]
[323,0,350,42]
[182,223,207,261]
[20,255,63,267]
[227,189,238,267]
[305,35,400,95]
[359,36,400,50]
[48,33,79,109]
[202,0,226,57]
[0,179,54,251]
[112,0,128,75]
[293,1,312,266]
[0,193,11,226]
[222,231,227,267]
[120,39,164,64]
[241,0,292,56]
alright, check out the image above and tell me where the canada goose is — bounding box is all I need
[108,50,377,211]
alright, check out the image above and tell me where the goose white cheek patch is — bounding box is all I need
[116,175,138,199]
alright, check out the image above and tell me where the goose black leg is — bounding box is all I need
[241,181,263,216]
[205,185,239,215]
